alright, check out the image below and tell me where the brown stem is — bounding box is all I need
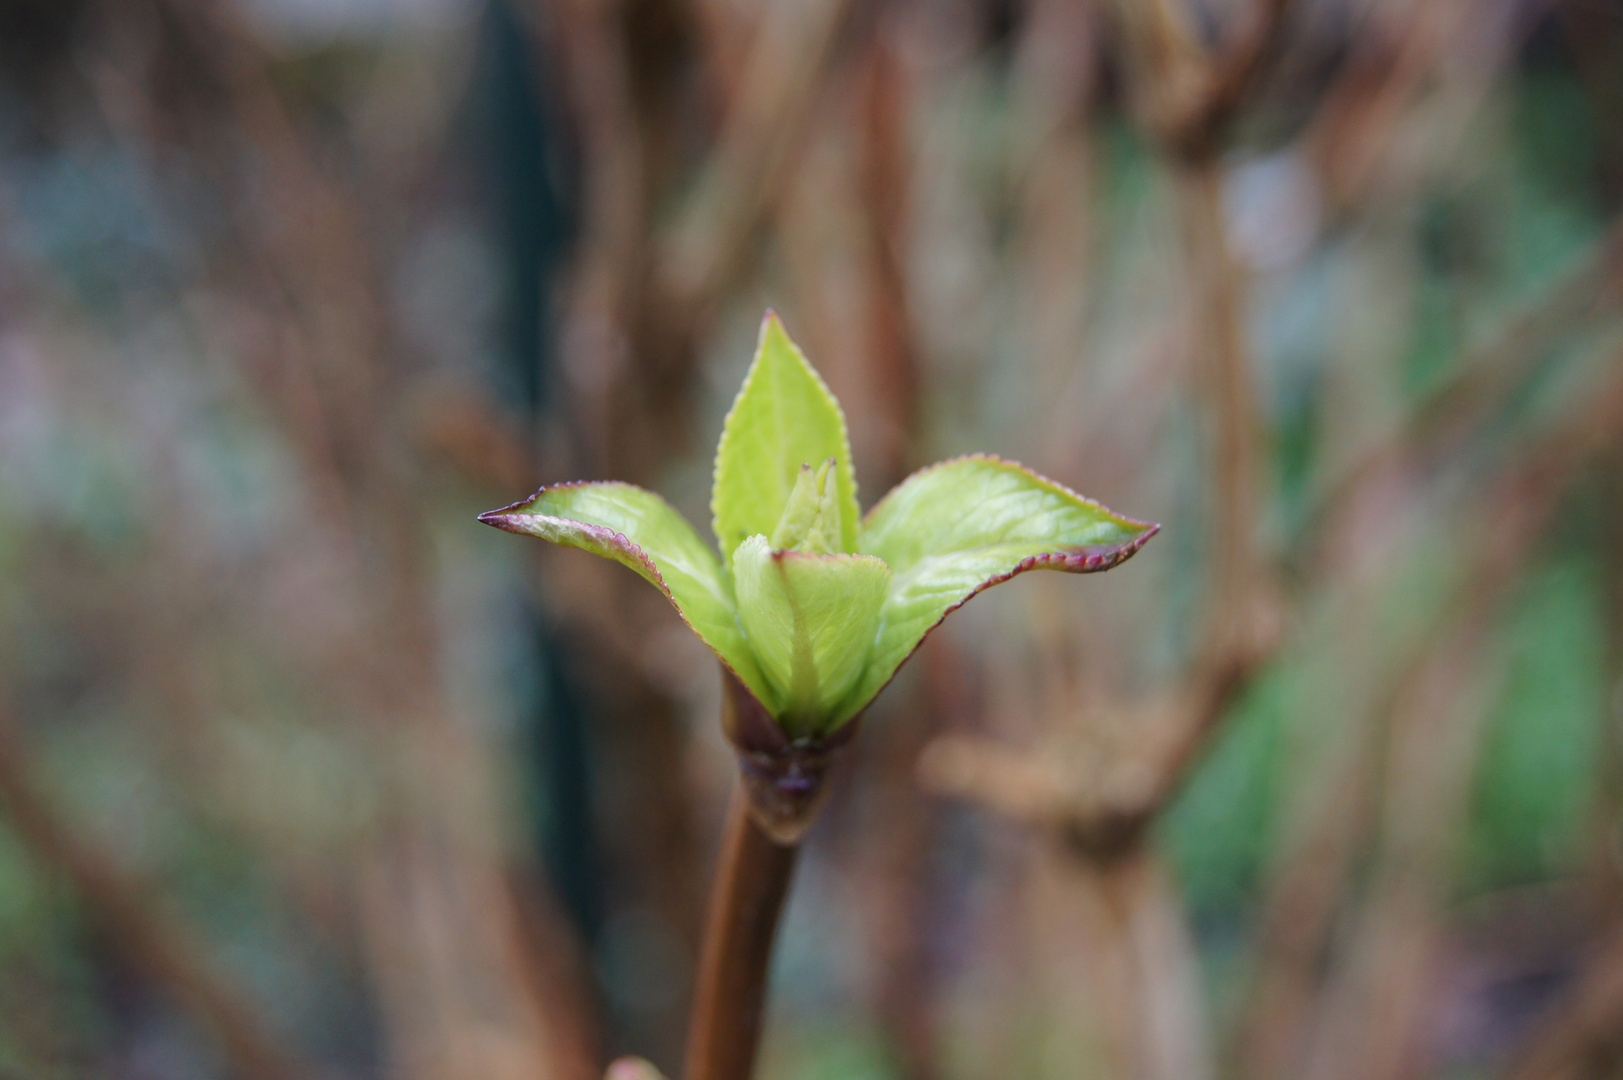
[683,790,800,1080]
[1178,155,1262,667]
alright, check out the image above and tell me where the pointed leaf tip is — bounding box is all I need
[478,482,769,699]
[711,312,859,559]
[850,454,1158,712]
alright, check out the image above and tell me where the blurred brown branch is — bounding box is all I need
[75,3,612,1077]
[0,698,330,1080]
[919,0,1291,861]
[1106,0,1296,161]
[917,4,1623,1067]
[1239,325,1623,1080]
[658,0,862,324]
[10,0,1623,1075]
[536,0,865,479]
[1310,216,1623,554]
[941,199,1623,861]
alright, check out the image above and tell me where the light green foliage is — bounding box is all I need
[478,481,764,692]
[1464,558,1607,892]
[712,312,860,558]
[482,312,1154,735]
[758,1023,898,1080]
[1158,668,1291,921]
[732,536,890,733]
[771,458,844,555]
[852,456,1157,712]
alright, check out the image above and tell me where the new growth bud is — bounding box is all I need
[769,458,843,555]
[479,310,1157,836]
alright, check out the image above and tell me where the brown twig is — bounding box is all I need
[539,0,868,479]
[1172,137,1274,719]
[1305,0,1522,218]
[531,0,648,476]
[922,0,1285,862]
[87,6,612,1075]
[1106,0,1296,161]
[658,0,862,325]
[1297,374,1623,1080]
[1237,333,1623,1080]
[922,202,1623,877]
[928,57,1623,879]
[1074,203,1623,851]
[682,791,799,1080]
[1231,701,1386,1080]
[1299,618,1498,1080]
[1013,0,1282,855]
[1167,0,1295,159]
[1011,72,1274,858]
[1307,215,1623,552]
[854,19,920,486]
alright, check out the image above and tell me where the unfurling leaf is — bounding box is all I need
[732,535,890,736]
[770,458,843,555]
[481,312,1157,747]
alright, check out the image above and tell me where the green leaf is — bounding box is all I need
[480,482,766,694]
[712,312,859,559]
[732,535,890,736]
[852,455,1158,708]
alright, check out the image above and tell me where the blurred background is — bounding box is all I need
[1,0,1621,1078]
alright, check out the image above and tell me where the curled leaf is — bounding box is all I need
[731,535,890,736]
[850,455,1158,713]
[480,482,767,696]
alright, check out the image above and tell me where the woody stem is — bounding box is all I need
[683,787,800,1080]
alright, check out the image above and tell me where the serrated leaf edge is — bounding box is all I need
[710,310,859,554]
[831,525,1160,728]
[859,451,1158,534]
[478,481,758,689]
[833,453,1161,728]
